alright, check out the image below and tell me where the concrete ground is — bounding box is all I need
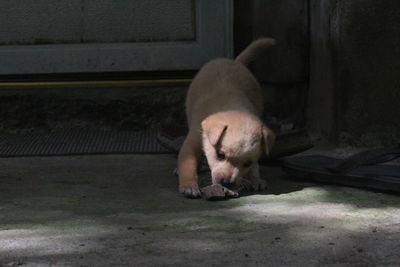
[0,153,399,266]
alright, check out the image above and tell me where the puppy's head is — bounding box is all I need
[201,112,275,187]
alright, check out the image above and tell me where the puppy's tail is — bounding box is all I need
[235,38,276,67]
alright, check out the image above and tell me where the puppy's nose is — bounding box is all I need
[220,179,233,186]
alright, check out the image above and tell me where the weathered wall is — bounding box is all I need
[337,0,400,146]
[4,0,399,146]
[0,86,188,133]
[309,0,400,146]
[235,0,309,83]
[308,0,339,142]
[1,0,308,135]
[234,0,309,130]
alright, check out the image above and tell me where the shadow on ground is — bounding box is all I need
[0,154,399,266]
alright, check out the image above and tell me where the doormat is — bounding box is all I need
[0,129,171,157]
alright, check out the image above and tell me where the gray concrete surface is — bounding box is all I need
[1,154,399,266]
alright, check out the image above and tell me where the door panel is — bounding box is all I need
[0,0,232,74]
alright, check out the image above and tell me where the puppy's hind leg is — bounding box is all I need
[177,134,202,198]
[247,162,268,192]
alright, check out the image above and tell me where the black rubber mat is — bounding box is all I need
[0,129,171,157]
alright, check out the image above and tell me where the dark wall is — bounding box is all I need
[337,0,400,146]
[308,0,400,146]
[235,0,308,83]
[234,0,309,131]
[237,0,400,146]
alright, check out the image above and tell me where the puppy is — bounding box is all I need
[178,38,276,198]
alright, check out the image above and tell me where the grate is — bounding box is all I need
[0,129,171,157]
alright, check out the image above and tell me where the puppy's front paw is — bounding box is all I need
[251,178,267,192]
[179,183,202,198]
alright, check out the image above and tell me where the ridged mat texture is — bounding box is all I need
[0,129,171,157]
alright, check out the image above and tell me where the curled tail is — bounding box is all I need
[235,38,276,67]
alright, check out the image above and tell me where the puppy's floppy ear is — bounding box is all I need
[201,119,228,146]
[261,126,276,155]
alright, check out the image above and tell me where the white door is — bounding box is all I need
[0,0,232,74]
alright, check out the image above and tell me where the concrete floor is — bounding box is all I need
[0,153,399,266]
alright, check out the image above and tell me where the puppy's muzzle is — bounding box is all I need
[220,178,234,186]
[215,175,239,187]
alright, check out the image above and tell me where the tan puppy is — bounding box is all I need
[178,38,276,198]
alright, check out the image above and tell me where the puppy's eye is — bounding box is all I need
[217,151,226,161]
[243,161,252,168]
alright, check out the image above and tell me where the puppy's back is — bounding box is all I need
[186,58,262,126]
[186,38,275,127]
